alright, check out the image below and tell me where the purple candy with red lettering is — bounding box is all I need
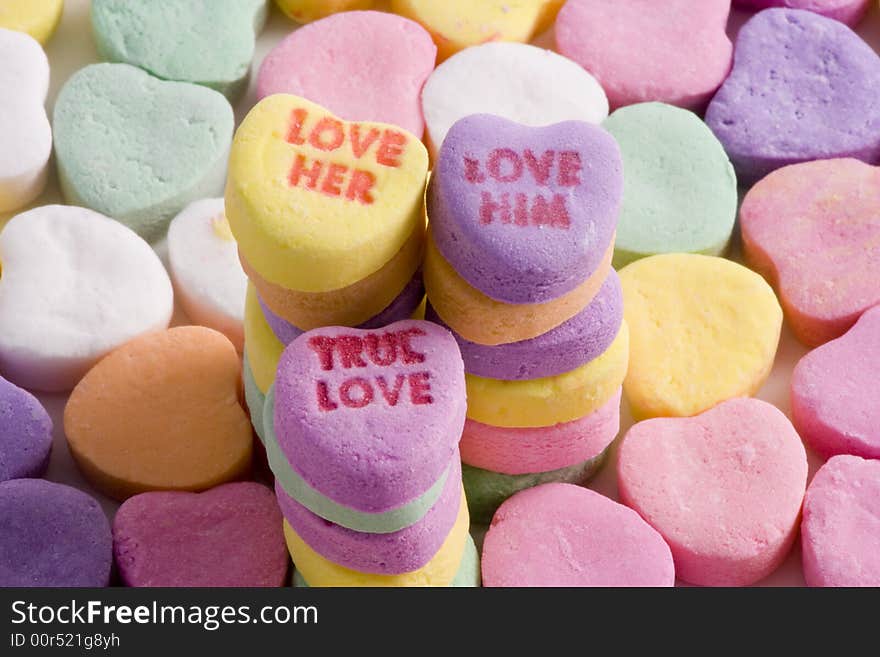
[706,9,880,185]
[276,458,462,575]
[428,114,622,304]
[274,320,465,513]
[259,272,425,346]
[0,374,53,482]
[426,270,623,380]
[0,479,112,587]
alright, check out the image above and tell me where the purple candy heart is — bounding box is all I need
[706,8,880,185]
[732,1,870,26]
[428,114,622,304]
[426,270,623,380]
[0,374,52,482]
[0,479,112,587]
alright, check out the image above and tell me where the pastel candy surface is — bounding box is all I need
[429,115,622,304]
[53,63,234,242]
[275,0,374,24]
[242,354,266,443]
[91,0,268,97]
[0,0,63,44]
[391,0,564,62]
[620,254,782,419]
[274,320,466,513]
[801,455,880,587]
[0,374,52,482]
[243,283,285,394]
[0,205,173,392]
[0,479,112,587]
[425,271,622,380]
[64,327,253,500]
[791,305,880,459]
[257,11,436,137]
[168,198,248,352]
[618,398,808,586]
[421,42,608,157]
[0,28,51,213]
[603,103,737,268]
[556,0,732,111]
[226,94,428,292]
[706,9,880,185]
[482,484,675,587]
[740,158,880,346]
[113,482,289,587]
[733,0,870,25]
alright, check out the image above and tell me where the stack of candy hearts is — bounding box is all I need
[226,95,430,436]
[424,114,627,523]
[263,321,479,587]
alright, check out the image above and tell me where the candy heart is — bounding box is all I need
[0,28,51,213]
[91,0,268,98]
[168,198,247,352]
[391,0,564,62]
[603,102,737,268]
[791,305,880,460]
[618,398,808,586]
[274,0,375,24]
[0,374,52,482]
[422,42,608,158]
[274,320,466,514]
[53,63,234,242]
[556,0,732,112]
[620,254,782,419]
[257,11,436,137]
[0,205,173,392]
[0,479,112,587]
[429,114,621,304]
[0,0,63,44]
[226,94,428,292]
[740,158,880,346]
[113,482,289,587]
[733,0,870,26]
[706,9,880,185]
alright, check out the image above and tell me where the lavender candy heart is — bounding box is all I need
[426,270,623,380]
[429,114,622,304]
[258,272,425,346]
[0,374,52,482]
[706,8,880,185]
[0,479,112,587]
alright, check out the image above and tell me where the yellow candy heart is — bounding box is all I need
[274,0,374,24]
[0,0,63,44]
[226,94,428,293]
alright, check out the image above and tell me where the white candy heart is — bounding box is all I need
[0,205,173,391]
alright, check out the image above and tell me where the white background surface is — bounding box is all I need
[7,0,880,587]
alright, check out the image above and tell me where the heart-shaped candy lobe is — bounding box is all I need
[53,63,234,242]
[168,198,247,352]
[0,205,173,392]
[275,0,375,24]
[64,326,253,501]
[0,374,52,482]
[706,9,880,185]
[740,159,880,346]
[257,11,436,138]
[274,320,466,514]
[0,479,112,587]
[430,114,621,304]
[113,483,289,587]
[422,42,608,158]
[0,0,63,44]
[801,455,880,587]
[556,0,732,112]
[482,484,675,587]
[226,94,428,292]
[733,0,870,26]
[620,254,782,420]
[391,0,564,62]
[604,102,738,268]
[618,398,808,587]
[0,29,51,213]
[791,305,880,459]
